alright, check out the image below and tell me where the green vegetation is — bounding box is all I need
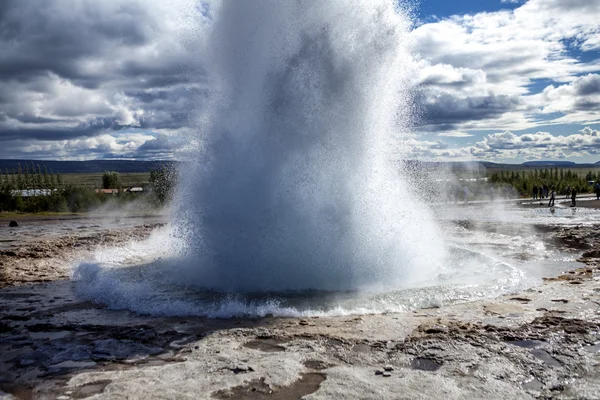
[102,171,122,189]
[489,168,600,196]
[0,163,177,214]
[61,172,149,188]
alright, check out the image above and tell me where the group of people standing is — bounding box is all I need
[533,184,577,207]
[532,184,549,199]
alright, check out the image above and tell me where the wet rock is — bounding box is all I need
[8,221,18,227]
[382,371,392,377]
[582,249,600,258]
[419,322,448,334]
[383,365,394,371]
[231,364,254,374]
[509,297,532,303]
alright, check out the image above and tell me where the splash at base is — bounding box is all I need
[72,231,534,318]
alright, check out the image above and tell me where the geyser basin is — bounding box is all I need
[73,205,580,318]
[172,0,447,292]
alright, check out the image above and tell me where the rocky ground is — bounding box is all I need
[0,218,599,399]
[0,215,165,287]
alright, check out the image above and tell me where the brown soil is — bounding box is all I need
[0,220,165,287]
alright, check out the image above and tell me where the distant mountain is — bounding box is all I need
[521,161,577,167]
[0,158,596,174]
[0,159,176,174]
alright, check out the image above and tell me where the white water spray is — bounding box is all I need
[172,0,447,292]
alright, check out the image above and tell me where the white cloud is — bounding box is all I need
[0,0,599,162]
[411,127,600,161]
[412,0,600,133]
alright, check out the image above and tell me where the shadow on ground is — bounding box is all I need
[0,277,282,398]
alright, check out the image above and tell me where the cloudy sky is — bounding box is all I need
[0,0,598,163]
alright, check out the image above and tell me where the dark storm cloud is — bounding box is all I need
[0,0,206,159]
[575,74,600,96]
[0,117,125,141]
[0,1,151,82]
[414,91,521,130]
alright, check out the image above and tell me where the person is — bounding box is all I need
[571,187,577,207]
[565,185,571,199]
[489,186,494,201]
[538,186,543,199]
[532,185,538,199]
[543,184,549,198]
[463,186,469,204]
[548,186,555,207]
[595,182,600,200]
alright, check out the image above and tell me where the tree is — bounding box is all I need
[102,171,121,189]
[24,164,31,189]
[149,166,176,204]
[43,165,50,188]
[35,164,43,190]
[16,164,24,190]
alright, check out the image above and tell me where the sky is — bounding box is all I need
[0,0,598,163]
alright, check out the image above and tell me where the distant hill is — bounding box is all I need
[521,161,577,167]
[0,158,597,175]
[400,160,599,172]
[0,159,176,174]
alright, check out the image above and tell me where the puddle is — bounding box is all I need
[51,360,97,369]
[303,360,332,370]
[29,331,72,340]
[326,338,344,347]
[69,380,112,399]
[507,340,545,349]
[583,343,600,353]
[531,349,562,367]
[351,343,372,353]
[213,373,326,400]
[243,338,288,353]
[411,358,442,372]
[523,377,544,391]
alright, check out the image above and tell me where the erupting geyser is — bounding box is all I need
[173,0,447,292]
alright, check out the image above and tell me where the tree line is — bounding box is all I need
[489,168,599,196]
[0,162,63,191]
[0,164,176,213]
